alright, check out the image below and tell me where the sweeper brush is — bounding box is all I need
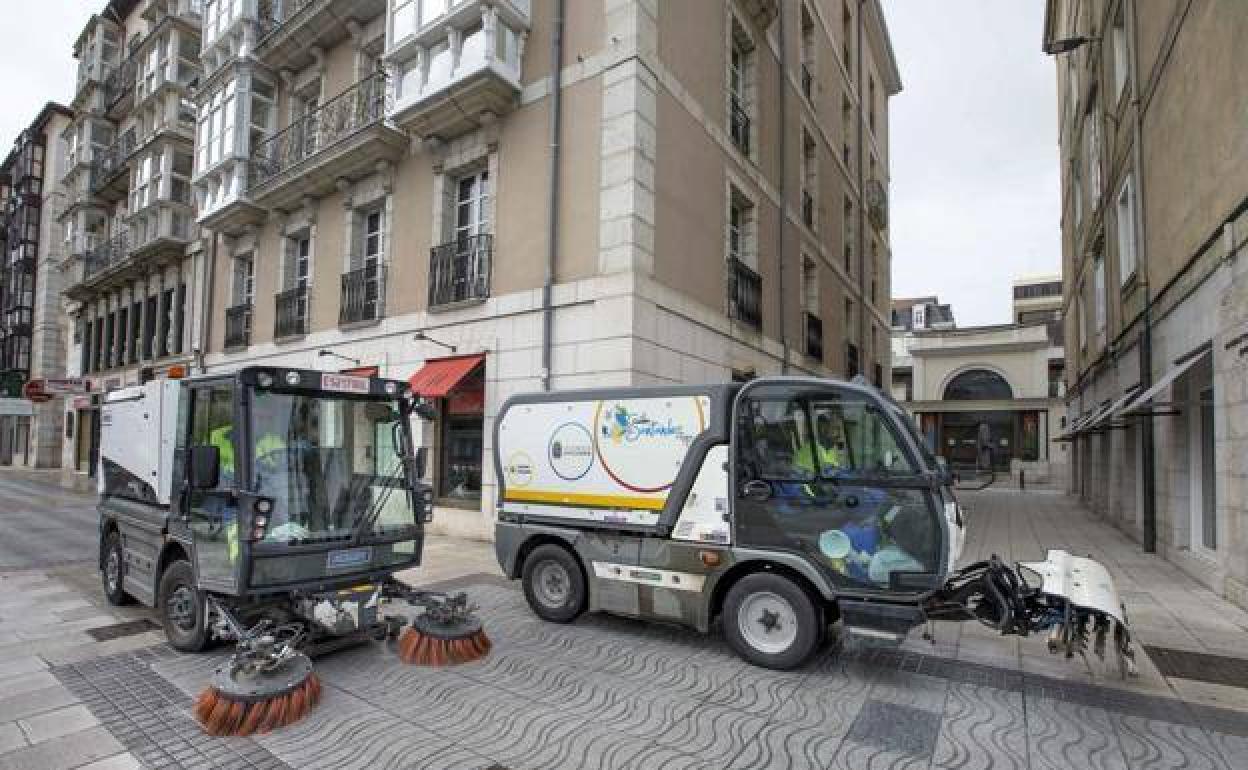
[193,652,321,736]
[396,592,492,666]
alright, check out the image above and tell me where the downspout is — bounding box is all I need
[197,231,218,375]
[855,0,866,379]
[776,6,789,373]
[540,0,565,392]
[1127,0,1156,552]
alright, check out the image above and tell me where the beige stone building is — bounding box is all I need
[58,0,204,475]
[186,0,901,537]
[1045,1,1248,609]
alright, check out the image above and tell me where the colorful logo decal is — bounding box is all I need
[548,422,594,481]
[593,398,706,493]
[504,451,535,488]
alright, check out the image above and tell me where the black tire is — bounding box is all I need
[722,572,822,670]
[101,532,133,606]
[521,544,587,623]
[157,560,209,653]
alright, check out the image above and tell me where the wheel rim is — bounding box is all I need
[104,550,121,593]
[167,584,197,630]
[533,561,571,609]
[737,591,799,655]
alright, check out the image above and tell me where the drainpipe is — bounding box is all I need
[777,5,789,373]
[540,0,565,392]
[856,0,866,378]
[1125,0,1156,552]
[198,231,218,375]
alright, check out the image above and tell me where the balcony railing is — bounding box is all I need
[251,73,390,189]
[429,234,491,308]
[727,257,762,330]
[224,304,252,348]
[104,53,139,112]
[83,231,131,279]
[274,286,308,338]
[730,97,751,155]
[256,0,317,39]
[805,312,823,360]
[340,264,385,324]
[90,130,138,193]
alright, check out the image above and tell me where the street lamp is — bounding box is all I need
[318,349,361,367]
[1043,35,1099,55]
[413,331,457,353]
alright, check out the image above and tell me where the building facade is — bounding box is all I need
[891,280,1067,486]
[1045,1,1248,609]
[182,0,901,538]
[0,104,73,467]
[58,0,204,475]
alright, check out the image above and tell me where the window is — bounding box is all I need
[944,369,1013,401]
[454,170,490,242]
[868,76,876,133]
[287,234,311,290]
[842,2,852,70]
[1078,295,1088,350]
[1093,255,1106,335]
[728,187,756,270]
[233,254,254,306]
[1116,175,1137,284]
[802,129,817,230]
[1112,8,1128,99]
[1084,106,1100,205]
[800,4,816,102]
[1072,164,1083,226]
[801,256,819,314]
[198,79,236,172]
[843,196,854,272]
[729,19,753,156]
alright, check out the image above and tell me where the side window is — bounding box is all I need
[738,397,815,481]
[814,400,915,476]
[191,385,236,487]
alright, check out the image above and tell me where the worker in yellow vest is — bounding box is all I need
[206,423,240,566]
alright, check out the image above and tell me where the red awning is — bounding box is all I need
[408,354,485,398]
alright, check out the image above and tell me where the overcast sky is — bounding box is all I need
[4,2,1058,328]
[882,1,1061,326]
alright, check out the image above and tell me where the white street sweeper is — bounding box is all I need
[96,366,491,736]
[494,376,1137,674]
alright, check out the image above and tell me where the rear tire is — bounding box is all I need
[723,572,822,670]
[521,544,587,623]
[101,532,133,606]
[158,560,209,653]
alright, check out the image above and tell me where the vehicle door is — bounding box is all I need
[178,380,241,593]
[733,381,945,596]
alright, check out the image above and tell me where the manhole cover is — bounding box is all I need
[86,618,161,641]
[1145,645,1248,689]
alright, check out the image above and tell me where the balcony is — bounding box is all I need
[340,264,385,325]
[256,0,386,72]
[805,312,823,360]
[388,3,527,140]
[274,286,308,339]
[104,53,139,119]
[142,0,204,25]
[128,205,195,264]
[65,231,132,299]
[866,179,888,231]
[89,129,137,202]
[730,97,751,156]
[429,234,491,309]
[224,304,252,349]
[249,73,407,211]
[727,257,762,330]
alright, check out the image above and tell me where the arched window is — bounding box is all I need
[944,369,1013,401]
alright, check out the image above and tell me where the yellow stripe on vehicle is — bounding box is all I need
[504,488,667,511]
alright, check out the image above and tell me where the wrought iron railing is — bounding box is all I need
[429,234,492,308]
[339,263,385,324]
[727,257,762,329]
[274,286,308,338]
[256,0,318,40]
[83,231,130,279]
[730,96,751,155]
[224,304,252,348]
[90,130,138,193]
[104,52,139,110]
[805,312,823,360]
[251,72,390,188]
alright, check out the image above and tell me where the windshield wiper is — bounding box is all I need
[348,458,407,545]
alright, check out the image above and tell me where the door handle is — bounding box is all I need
[742,480,771,501]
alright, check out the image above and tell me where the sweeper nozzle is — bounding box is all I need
[194,652,321,736]
[396,592,492,666]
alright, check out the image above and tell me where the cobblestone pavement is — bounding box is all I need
[3,475,1248,769]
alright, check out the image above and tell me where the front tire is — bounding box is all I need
[158,560,209,652]
[521,544,587,623]
[723,573,822,670]
[101,532,132,606]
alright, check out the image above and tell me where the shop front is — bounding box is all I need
[408,354,486,508]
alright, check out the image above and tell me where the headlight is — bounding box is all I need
[384,382,398,395]
[256,372,274,388]
[284,371,301,386]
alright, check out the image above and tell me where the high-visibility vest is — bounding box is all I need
[208,425,235,479]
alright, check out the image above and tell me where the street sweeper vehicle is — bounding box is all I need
[494,377,1138,673]
[96,366,491,735]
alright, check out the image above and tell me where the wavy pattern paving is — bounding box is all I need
[931,683,1028,770]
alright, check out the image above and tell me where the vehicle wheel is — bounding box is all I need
[723,572,822,670]
[158,560,209,653]
[101,532,132,606]
[521,544,587,623]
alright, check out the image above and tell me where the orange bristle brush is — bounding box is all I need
[396,613,492,666]
[193,653,322,736]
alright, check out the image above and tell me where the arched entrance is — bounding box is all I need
[926,368,1040,472]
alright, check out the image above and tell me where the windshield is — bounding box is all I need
[247,390,416,543]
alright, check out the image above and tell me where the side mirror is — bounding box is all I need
[412,401,437,421]
[413,447,428,479]
[189,445,221,489]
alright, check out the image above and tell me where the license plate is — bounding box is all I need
[327,547,373,570]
